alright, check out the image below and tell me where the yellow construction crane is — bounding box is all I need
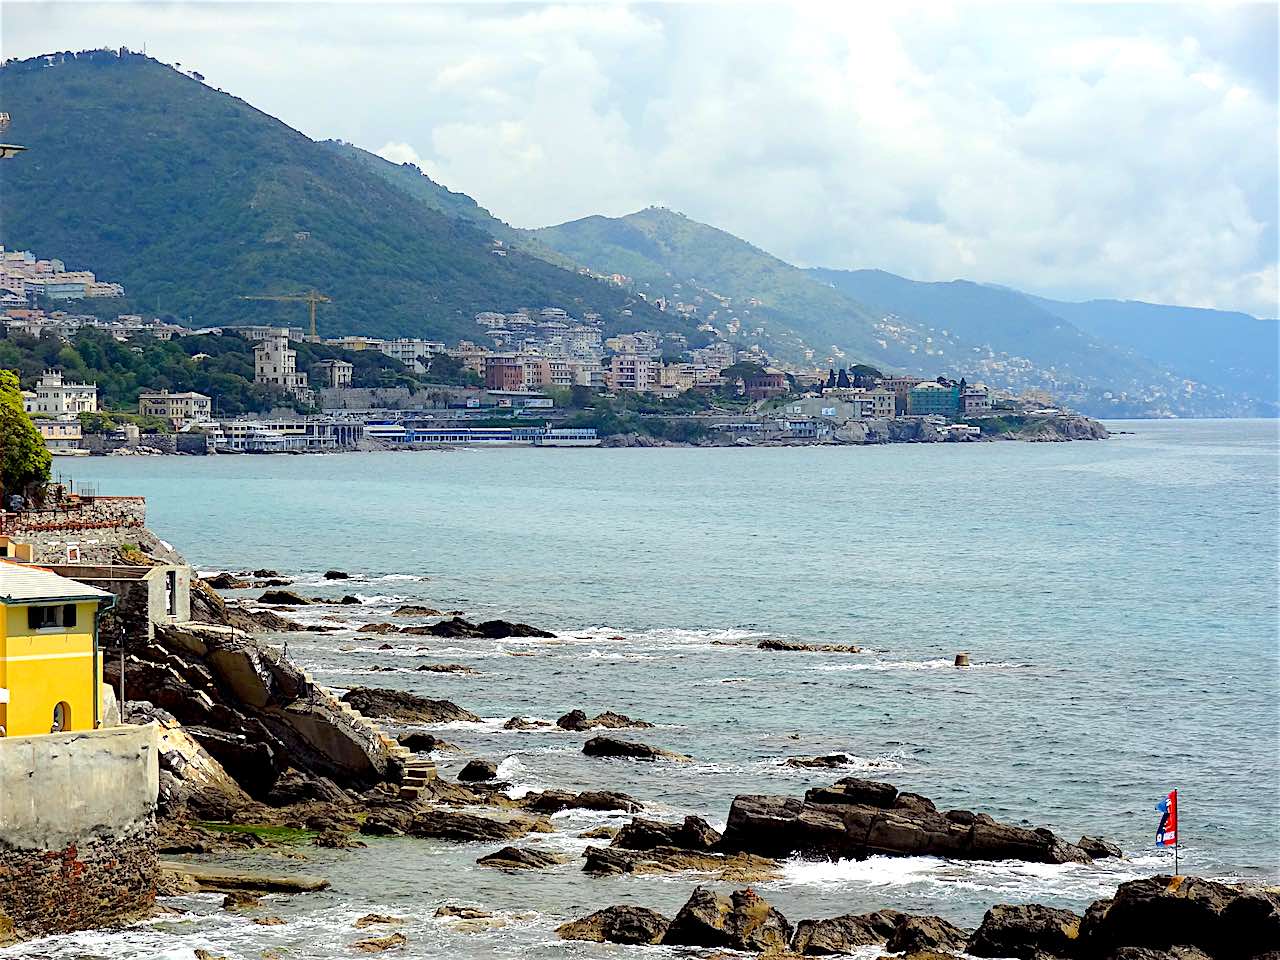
[240,291,331,339]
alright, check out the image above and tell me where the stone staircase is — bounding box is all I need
[319,673,435,801]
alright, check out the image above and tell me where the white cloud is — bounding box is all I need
[375,141,423,167]
[2,1,1276,316]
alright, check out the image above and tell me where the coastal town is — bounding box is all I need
[3,245,1101,456]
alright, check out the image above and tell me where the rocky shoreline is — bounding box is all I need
[57,540,1270,959]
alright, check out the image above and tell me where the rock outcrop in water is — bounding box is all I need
[561,876,1278,957]
[557,905,671,945]
[556,708,655,730]
[583,736,691,762]
[340,687,481,724]
[720,777,1093,864]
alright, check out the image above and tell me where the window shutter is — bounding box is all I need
[63,604,77,628]
[28,606,39,630]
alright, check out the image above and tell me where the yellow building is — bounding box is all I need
[0,560,114,738]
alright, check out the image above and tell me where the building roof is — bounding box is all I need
[0,560,114,604]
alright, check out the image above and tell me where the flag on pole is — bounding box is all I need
[1155,789,1178,847]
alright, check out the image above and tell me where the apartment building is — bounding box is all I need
[379,338,445,373]
[608,352,657,392]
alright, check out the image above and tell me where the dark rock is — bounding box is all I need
[398,732,456,753]
[406,810,551,843]
[886,915,969,954]
[721,792,1090,864]
[457,759,498,782]
[758,638,862,653]
[258,590,311,606]
[503,716,549,730]
[323,570,350,580]
[475,845,564,870]
[1078,835,1124,859]
[254,578,292,587]
[263,769,350,807]
[206,572,250,590]
[787,753,857,769]
[252,569,281,578]
[416,663,478,674]
[339,595,362,605]
[556,708,653,730]
[968,903,1081,959]
[414,616,555,639]
[1077,876,1280,960]
[312,830,366,849]
[804,777,899,808]
[792,910,908,954]
[520,789,642,815]
[557,905,671,945]
[340,687,481,723]
[583,736,690,762]
[377,643,394,651]
[613,816,721,851]
[358,623,401,634]
[662,886,792,953]
[392,605,443,617]
[894,792,937,814]
[1107,948,1214,960]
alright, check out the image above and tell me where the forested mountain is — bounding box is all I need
[1024,296,1279,403]
[812,269,1277,418]
[533,208,1269,415]
[0,50,680,341]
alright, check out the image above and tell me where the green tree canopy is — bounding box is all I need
[0,369,51,505]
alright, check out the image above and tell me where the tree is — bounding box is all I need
[0,369,51,505]
[836,367,851,388]
[825,368,837,389]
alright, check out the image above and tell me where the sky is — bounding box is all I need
[3,1,1277,317]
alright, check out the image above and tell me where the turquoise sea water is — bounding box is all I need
[22,419,1279,960]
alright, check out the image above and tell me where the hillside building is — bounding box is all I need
[909,381,961,417]
[138,390,212,425]
[23,370,98,416]
[312,359,354,390]
[254,336,309,396]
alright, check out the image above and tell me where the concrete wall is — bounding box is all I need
[0,725,159,941]
[46,564,192,645]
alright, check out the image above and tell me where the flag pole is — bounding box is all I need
[1174,789,1179,875]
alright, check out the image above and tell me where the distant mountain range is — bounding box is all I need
[1,49,1274,418]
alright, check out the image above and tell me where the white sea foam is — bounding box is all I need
[765,752,909,775]
[813,658,1022,673]
[773,852,1158,902]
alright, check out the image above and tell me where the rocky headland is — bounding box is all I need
[73,539,1261,960]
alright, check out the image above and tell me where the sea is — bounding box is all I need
[15,419,1278,959]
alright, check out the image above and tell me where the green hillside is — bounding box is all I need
[0,50,679,341]
[320,140,581,271]
[532,207,900,365]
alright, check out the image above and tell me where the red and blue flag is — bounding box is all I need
[1155,789,1178,847]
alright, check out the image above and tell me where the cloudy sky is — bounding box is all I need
[4,1,1277,316]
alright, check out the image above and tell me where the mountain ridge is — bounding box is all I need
[0,49,682,342]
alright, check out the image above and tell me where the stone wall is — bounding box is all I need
[0,725,160,942]
[5,498,183,565]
